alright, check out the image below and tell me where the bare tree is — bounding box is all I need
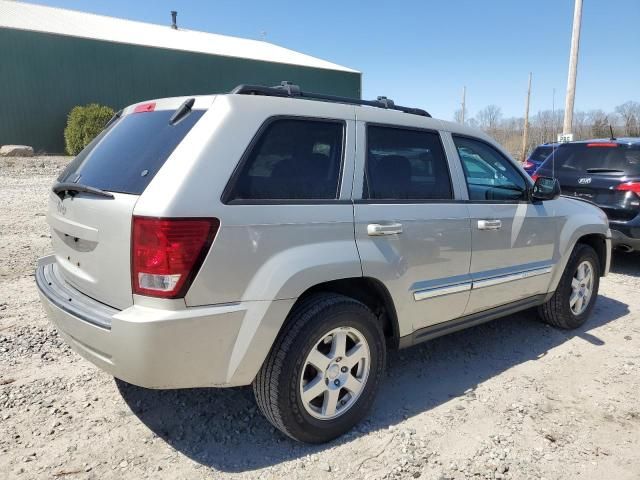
[466,117,480,130]
[587,109,610,138]
[615,101,640,136]
[573,110,589,139]
[476,105,502,135]
[455,101,637,159]
[453,109,465,124]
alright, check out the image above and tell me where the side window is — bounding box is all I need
[453,136,527,201]
[364,126,453,200]
[227,118,344,201]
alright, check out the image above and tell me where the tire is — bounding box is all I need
[253,292,386,443]
[538,243,600,329]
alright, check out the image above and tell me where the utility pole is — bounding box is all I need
[562,0,583,136]
[461,86,466,125]
[521,72,532,162]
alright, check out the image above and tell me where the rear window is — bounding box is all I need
[225,118,344,202]
[57,109,205,195]
[539,143,640,175]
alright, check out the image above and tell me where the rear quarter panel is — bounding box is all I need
[134,95,361,305]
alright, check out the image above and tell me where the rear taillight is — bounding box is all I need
[522,160,534,170]
[531,174,539,182]
[131,216,219,298]
[616,182,640,195]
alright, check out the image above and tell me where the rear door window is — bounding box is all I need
[58,109,205,195]
[226,118,344,202]
[364,126,453,200]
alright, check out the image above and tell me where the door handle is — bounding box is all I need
[367,223,403,236]
[477,219,502,230]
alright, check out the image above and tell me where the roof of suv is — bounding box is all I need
[222,82,501,144]
[567,137,640,146]
[122,82,507,161]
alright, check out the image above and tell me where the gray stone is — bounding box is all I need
[0,145,34,157]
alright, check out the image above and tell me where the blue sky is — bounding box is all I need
[29,0,640,120]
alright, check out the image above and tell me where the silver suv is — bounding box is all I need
[37,83,611,443]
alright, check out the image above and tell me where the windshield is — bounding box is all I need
[58,109,205,195]
[539,143,640,175]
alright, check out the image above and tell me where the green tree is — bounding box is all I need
[64,103,115,155]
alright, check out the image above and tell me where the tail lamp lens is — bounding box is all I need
[132,217,219,298]
[522,161,534,169]
[616,182,640,195]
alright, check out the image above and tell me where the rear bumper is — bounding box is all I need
[609,218,640,250]
[36,255,294,389]
[610,229,640,250]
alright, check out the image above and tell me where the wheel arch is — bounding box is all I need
[294,277,400,349]
[549,210,610,293]
[575,233,608,276]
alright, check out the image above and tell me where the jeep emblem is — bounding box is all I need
[56,200,66,215]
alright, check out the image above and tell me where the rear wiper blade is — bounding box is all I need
[52,182,115,200]
[104,109,122,129]
[585,168,625,173]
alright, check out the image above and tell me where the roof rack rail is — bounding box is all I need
[229,81,431,118]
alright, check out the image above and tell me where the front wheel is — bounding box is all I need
[538,243,600,329]
[253,293,386,443]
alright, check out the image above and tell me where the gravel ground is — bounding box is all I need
[1,156,639,480]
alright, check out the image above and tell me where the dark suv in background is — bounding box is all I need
[523,142,559,175]
[535,138,640,252]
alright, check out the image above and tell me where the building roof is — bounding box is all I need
[0,0,358,73]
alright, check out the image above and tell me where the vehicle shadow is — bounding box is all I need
[116,294,629,473]
[610,250,640,277]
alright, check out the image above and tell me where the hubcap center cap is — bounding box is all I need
[326,364,341,380]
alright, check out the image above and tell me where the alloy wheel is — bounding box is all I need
[299,326,371,420]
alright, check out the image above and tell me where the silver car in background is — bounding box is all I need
[36,83,611,443]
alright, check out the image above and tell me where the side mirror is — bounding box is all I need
[532,176,561,201]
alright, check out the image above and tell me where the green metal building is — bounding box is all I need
[0,1,361,153]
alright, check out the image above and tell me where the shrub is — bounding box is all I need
[64,103,115,155]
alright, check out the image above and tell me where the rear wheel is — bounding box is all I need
[538,244,600,329]
[253,293,386,443]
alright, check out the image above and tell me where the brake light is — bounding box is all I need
[131,217,219,298]
[531,174,539,182]
[616,182,640,195]
[522,160,534,169]
[134,102,156,113]
[586,142,617,148]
